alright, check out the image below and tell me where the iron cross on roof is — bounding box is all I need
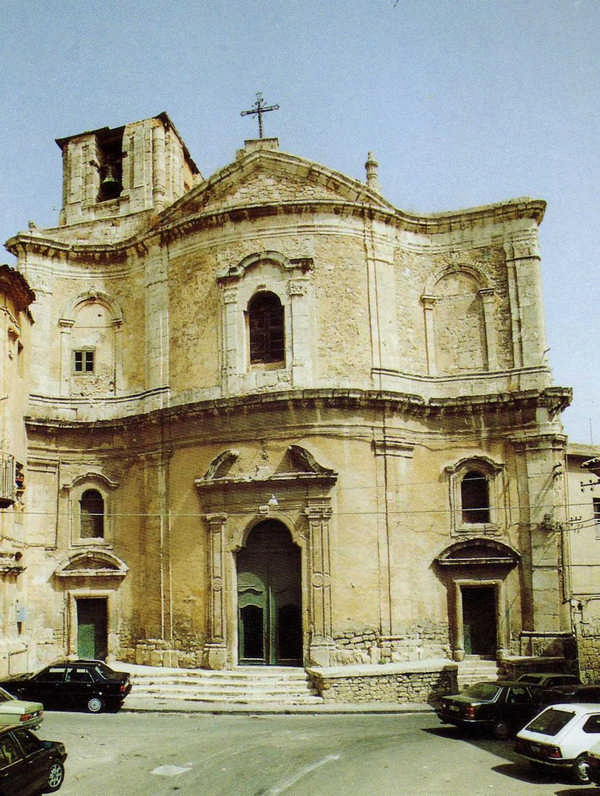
[240,92,280,139]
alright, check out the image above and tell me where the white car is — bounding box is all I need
[515,703,600,784]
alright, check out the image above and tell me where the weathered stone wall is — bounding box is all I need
[308,661,458,705]
[577,636,600,683]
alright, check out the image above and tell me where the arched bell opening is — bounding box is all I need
[236,519,302,665]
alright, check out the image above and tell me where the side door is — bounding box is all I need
[0,732,32,795]
[29,666,67,708]
[65,664,96,709]
[12,729,49,795]
[504,686,536,732]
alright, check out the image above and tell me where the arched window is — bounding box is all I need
[248,292,284,365]
[461,470,490,524]
[80,489,104,538]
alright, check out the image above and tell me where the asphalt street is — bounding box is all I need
[35,709,595,796]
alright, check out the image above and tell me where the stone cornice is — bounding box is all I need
[6,197,546,263]
[24,386,572,433]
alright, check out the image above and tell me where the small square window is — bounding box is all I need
[74,350,95,373]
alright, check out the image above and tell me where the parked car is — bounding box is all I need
[0,686,43,730]
[517,672,580,688]
[0,660,131,714]
[437,681,543,739]
[586,736,600,785]
[0,724,66,795]
[515,703,600,784]
[540,683,600,706]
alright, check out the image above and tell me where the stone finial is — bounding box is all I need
[365,152,381,193]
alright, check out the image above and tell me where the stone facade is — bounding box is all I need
[1,113,575,684]
[564,444,600,682]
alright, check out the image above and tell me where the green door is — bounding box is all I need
[462,586,496,657]
[237,520,301,665]
[77,598,108,660]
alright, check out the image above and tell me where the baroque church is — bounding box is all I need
[0,111,575,686]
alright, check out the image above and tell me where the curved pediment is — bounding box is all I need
[158,147,395,230]
[54,550,128,580]
[436,538,520,568]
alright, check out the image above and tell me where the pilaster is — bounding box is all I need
[305,502,334,665]
[204,513,228,669]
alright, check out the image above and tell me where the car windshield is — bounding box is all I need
[90,662,118,679]
[0,688,14,703]
[462,683,500,700]
[526,708,575,736]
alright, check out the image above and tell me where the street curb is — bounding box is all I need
[121,699,435,716]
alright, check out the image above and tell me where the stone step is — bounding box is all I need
[126,664,323,705]
[456,658,499,690]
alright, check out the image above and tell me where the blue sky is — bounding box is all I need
[1,0,598,441]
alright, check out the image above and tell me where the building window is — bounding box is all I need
[74,350,95,373]
[446,457,504,535]
[461,470,490,524]
[248,292,284,365]
[594,497,600,539]
[80,489,104,538]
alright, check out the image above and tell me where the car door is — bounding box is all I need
[0,731,33,795]
[66,664,96,709]
[12,729,50,795]
[504,686,535,732]
[29,665,68,708]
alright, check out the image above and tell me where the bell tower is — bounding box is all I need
[56,112,201,226]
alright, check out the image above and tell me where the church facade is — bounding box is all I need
[1,113,574,675]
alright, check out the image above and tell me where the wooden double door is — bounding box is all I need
[237,520,302,665]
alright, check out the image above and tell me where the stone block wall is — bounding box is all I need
[308,661,457,705]
[576,634,600,683]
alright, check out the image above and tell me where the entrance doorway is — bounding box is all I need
[76,598,108,660]
[237,520,302,665]
[461,585,496,657]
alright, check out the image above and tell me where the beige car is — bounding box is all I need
[0,686,43,730]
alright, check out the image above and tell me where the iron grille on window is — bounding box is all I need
[594,497,600,539]
[74,350,94,373]
[248,292,284,364]
[80,489,104,538]
[461,470,490,524]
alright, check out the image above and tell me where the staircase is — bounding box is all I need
[125,665,324,707]
[456,657,499,691]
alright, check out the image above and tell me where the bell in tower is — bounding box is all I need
[98,158,122,202]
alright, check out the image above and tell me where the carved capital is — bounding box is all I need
[205,513,228,530]
[222,287,238,304]
[304,504,332,523]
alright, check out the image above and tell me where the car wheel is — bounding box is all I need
[491,720,510,740]
[86,695,104,713]
[573,754,590,784]
[44,760,65,792]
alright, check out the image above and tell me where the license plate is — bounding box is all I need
[449,705,460,712]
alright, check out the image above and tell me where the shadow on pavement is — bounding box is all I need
[425,725,593,791]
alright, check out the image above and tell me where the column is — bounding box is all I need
[288,278,310,387]
[221,286,240,395]
[205,513,228,669]
[421,295,437,375]
[479,288,498,371]
[305,503,334,666]
[58,319,74,397]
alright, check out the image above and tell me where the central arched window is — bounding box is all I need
[80,489,105,538]
[248,292,284,365]
[461,470,490,524]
